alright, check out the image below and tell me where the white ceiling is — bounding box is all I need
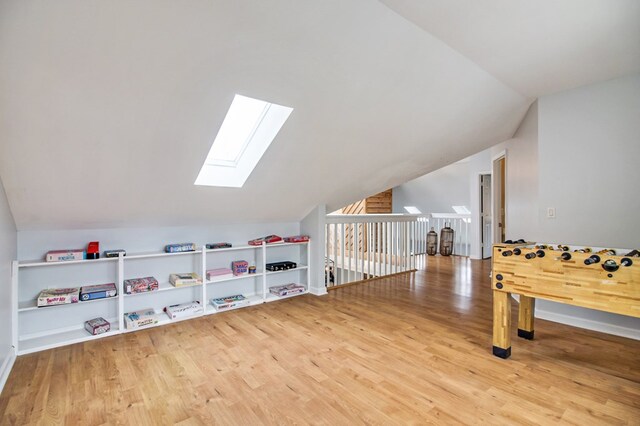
[379,0,640,97]
[0,0,636,231]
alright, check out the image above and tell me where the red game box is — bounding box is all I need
[283,235,310,243]
[248,235,283,246]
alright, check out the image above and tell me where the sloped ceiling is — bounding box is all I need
[0,0,634,230]
[380,0,640,97]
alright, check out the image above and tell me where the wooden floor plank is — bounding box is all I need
[1,256,639,425]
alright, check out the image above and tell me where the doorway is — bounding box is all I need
[480,174,492,259]
[492,154,506,245]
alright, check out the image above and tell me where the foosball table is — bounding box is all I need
[491,243,639,358]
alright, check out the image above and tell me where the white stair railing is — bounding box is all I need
[325,213,470,288]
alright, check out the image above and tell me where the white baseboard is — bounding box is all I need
[0,346,16,395]
[534,309,640,341]
[510,294,640,340]
[309,287,328,296]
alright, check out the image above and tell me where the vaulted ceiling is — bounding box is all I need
[0,0,638,230]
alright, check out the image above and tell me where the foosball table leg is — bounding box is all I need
[492,290,512,359]
[517,295,535,340]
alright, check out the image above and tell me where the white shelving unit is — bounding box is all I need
[12,241,310,355]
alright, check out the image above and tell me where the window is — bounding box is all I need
[404,206,422,214]
[452,205,471,214]
[195,94,293,187]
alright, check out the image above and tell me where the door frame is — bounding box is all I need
[492,150,507,245]
[479,173,492,259]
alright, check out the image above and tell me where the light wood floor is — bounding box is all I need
[1,257,639,425]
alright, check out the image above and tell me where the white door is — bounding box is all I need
[481,174,492,259]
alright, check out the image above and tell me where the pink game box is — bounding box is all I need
[123,277,159,294]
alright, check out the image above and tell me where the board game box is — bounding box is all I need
[37,288,80,307]
[104,249,126,258]
[266,261,297,271]
[169,273,202,287]
[231,260,248,276]
[164,301,203,319]
[283,235,310,243]
[84,317,111,335]
[269,283,306,297]
[123,276,159,294]
[206,268,234,281]
[164,243,196,253]
[45,249,85,262]
[86,241,100,260]
[80,283,117,301]
[206,242,232,249]
[124,308,159,329]
[210,294,250,311]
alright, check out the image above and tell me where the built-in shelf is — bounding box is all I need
[204,244,260,253]
[122,311,203,333]
[18,257,118,268]
[18,323,121,355]
[18,296,117,312]
[265,265,308,276]
[268,242,309,247]
[123,281,202,297]
[203,295,263,316]
[206,273,261,285]
[14,240,310,355]
[126,250,202,260]
[265,290,308,303]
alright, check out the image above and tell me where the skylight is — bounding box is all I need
[452,205,471,214]
[404,206,422,214]
[195,94,293,187]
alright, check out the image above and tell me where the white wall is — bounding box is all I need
[392,161,471,214]
[532,74,640,337]
[537,73,640,247]
[18,223,299,260]
[0,176,17,391]
[300,205,328,296]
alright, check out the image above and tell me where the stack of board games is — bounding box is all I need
[248,235,283,246]
[206,268,234,281]
[46,249,85,262]
[84,317,110,335]
[269,283,306,297]
[164,242,196,253]
[123,276,159,294]
[169,273,202,287]
[284,235,310,243]
[231,260,248,276]
[210,295,250,311]
[164,301,203,319]
[80,283,117,301]
[124,308,159,329]
[37,288,80,307]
